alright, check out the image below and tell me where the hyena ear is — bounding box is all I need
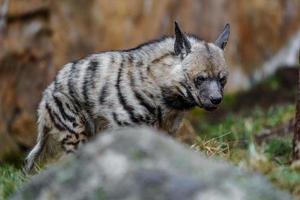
[174,21,191,57]
[215,23,230,50]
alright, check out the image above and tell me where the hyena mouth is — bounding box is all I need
[192,95,218,111]
[203,105,218,111]
[205,106,217,111]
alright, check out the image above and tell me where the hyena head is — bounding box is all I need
[165,22,230,111]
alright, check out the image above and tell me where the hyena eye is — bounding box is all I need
[219,77,227,86]
[195,76,206,85]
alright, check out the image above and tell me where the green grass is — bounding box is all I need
[0,165,26,200]
[192,104,294,143]
[191,103,300,198]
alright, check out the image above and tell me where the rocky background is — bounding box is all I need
[1,0,300,161]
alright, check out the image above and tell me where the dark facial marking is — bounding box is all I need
[179,82,195,102]
[219,75,227,87]
[161,86,196,110]
[194,75,206,89]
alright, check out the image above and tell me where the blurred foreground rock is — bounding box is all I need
[12,127,291,200]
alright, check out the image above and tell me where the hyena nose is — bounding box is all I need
[210,96,222,105]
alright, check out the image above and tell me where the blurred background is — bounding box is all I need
[0,0,300,164]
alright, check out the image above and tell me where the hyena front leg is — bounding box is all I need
[60,131,89,153]
[161,111,185,135]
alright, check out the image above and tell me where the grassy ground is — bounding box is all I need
[0,165,25,200]
[190,103,300,199]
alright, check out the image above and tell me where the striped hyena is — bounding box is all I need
[25,22,230,172]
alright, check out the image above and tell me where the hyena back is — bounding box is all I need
[25,22,230,173]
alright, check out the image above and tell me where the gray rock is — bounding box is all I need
[12,127,292,200]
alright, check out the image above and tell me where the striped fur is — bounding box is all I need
[25,23,230,173]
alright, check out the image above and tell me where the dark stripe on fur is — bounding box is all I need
[116,57,141,124]
[157,106,162,127]
[204,42,214,67]
[65,102,78,115]
[161,86,196,110]
[83,59,99,109]
[60,135,72,145]
[99,55,113,104]
[46,103,77,134]
[54,76,59,91]
[112,112,130,126]
[52,110,77,134]
[45,103,65,131]
[65,140,80,146]
[136,61,145,82]
[128,68,156,116]
[53,95,76,123]
[128,54,134,64]
[110,55,115,64]
[99,82,109,104]
[204,42,212,57]
[112,112,122,126]
[134,92,156,115]
[179,82,194,101]
[151,53,172,64]
[68,61,82,109]
[122,36,171,52]
[65,150,75,154]
[175,86,186,97]
[128,59,151,123]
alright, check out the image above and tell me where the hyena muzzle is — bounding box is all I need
[24,22,230,173]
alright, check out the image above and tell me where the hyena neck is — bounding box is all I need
[129,36,198,111]
[131,37,184,86]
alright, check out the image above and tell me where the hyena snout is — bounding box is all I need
[199,92,223,111]
[209,93,222,105]
[199,80,223,110]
